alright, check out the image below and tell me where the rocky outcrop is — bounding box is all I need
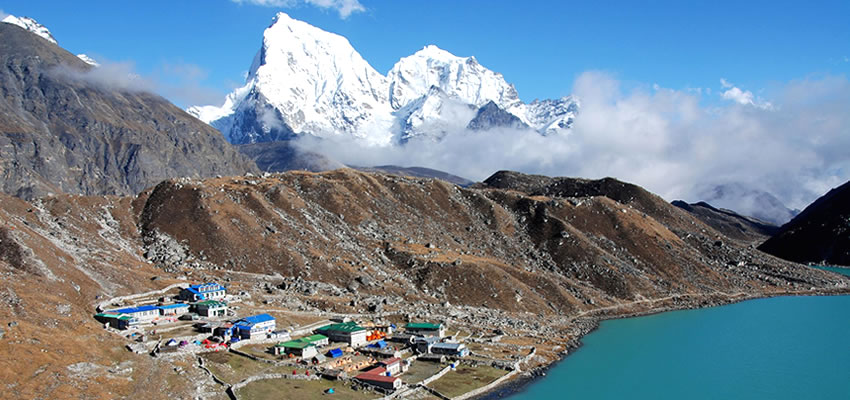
[467,101,529,131]
[0,23,256,199]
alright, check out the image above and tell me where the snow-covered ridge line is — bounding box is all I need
[2,14,57,44]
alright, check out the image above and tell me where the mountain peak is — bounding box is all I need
[413,44,461,60]
[388,43,521,112]
[190,12,393,145]
[190,13,580,145]
[2,15,57,44]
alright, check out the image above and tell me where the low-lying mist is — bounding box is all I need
[294,71,850,224]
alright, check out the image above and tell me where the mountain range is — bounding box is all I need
[187,13,578,145]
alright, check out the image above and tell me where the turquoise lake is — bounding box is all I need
[504,268,850,399]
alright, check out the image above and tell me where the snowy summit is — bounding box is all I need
[2,14,57,44]
[189,12,579,145]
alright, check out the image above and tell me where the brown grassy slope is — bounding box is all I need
[140,169,847,313]
[0,194,195,399]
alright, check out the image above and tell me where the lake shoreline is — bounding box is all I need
[472,287,850,400]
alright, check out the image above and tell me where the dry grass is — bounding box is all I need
[201,352,273,385]
[402,361,446,384]
[237,377,379,400]
[427,365,509,398]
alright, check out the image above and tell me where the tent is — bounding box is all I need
[368,340,387,349]
[327,348,344,358]
[166,339,178,346]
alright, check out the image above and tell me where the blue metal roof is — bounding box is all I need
[188,283,225,292]
[235,313,275,327]
[113,305,159,314]
[158,303,190,310]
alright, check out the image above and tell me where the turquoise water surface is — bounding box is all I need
[815,265,850,277]
[506,294,850,399]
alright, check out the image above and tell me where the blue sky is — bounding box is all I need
[1,0,848,107]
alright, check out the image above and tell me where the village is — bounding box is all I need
[93,281,541,400]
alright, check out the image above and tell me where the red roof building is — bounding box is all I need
[354,366,402,390]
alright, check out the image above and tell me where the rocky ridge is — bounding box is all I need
[672,200,778,244]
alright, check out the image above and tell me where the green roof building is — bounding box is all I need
[405,322,446,338]
[275,334,329,357]
[316,322,368,347]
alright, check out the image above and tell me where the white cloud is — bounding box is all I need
[0,9,9,20]
[232,0,365,18]
[719,79,772,109]
[721,85,755,104]
[294,72,850,223]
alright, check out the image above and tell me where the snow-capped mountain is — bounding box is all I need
[526,97,579,135]
[189,12,579,145]
[394,86,477,142]
[189,12,394,145]
[2,15,57,44]
[387,45,524,114]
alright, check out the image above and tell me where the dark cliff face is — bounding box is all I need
[0,23,256,199]
[466,101,529,131]
[672,200,779,244]
[759,180,850,266]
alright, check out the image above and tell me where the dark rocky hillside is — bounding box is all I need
[759,180,850,266]
[672,200,778,244]
[0,23,256,199]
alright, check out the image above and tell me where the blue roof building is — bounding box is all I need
[178,283,226,301]
[232,313,276,339]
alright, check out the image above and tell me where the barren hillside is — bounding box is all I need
[0,169,847,398]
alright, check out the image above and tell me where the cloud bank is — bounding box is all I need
[232,0,365,18]
[50,59,225,108]
[295,72,850,223]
